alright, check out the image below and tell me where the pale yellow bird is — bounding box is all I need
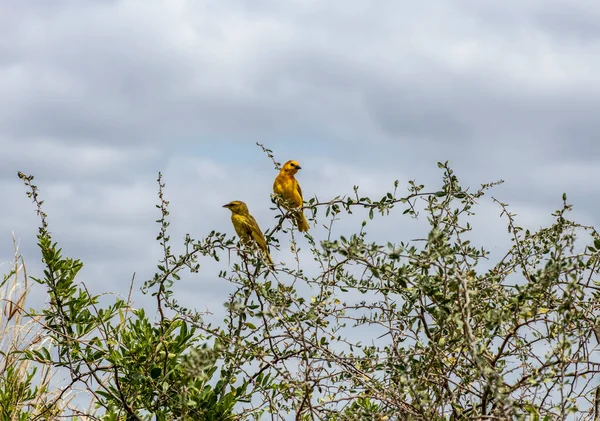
[273,160,310,232]
[223,200,274,267]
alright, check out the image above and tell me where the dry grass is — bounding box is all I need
[0,233,73,420]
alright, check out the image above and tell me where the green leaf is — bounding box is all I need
[150,367,162,379]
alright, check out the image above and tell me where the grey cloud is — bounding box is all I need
[3,0,599,159]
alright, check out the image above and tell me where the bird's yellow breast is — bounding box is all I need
[273,176,302,207]
[231,214,251,240]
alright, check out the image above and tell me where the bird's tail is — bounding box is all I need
[296,211,310,232]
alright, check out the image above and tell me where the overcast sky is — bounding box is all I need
[2,0,600,348]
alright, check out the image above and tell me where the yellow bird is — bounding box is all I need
[273,160,310,232]
[223,200,274,267]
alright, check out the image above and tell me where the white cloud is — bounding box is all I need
[2,137,161,181]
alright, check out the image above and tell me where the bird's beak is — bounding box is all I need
[223,204,230,208]
[296,165,302,170]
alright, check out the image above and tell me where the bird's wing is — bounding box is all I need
[246,215,269,251]
[295,179,303,203]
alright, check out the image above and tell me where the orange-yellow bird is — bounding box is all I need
[223,200,274,267]
[273,160,310,232]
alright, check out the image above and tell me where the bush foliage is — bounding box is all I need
[1,150,600,420]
